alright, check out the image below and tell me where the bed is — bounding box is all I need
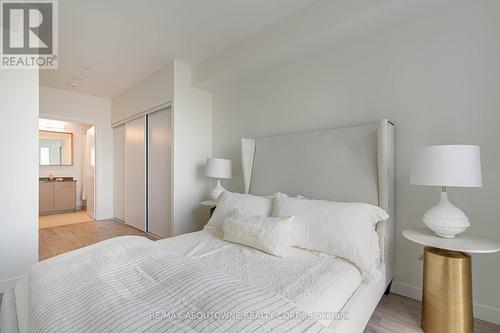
[0,119,394,333]
[241,119,395,332]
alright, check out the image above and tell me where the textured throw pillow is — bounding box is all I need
[272,192,389,281]
[222,209,294,257]
[204,191,273,230]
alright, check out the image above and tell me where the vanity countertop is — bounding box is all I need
[39,177,76,182]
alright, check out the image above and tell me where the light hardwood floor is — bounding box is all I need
[37,221,500,332]
[39,219,157,261]
[39,210,94,229]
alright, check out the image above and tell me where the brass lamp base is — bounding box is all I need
[422,247,473,333]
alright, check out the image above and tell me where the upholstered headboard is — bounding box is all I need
[241,119,395,287]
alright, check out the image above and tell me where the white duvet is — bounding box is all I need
[29,236,329,333]
[157,229,363,325]
[23,229,362,333]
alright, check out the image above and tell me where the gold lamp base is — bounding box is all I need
[422,247,473,333]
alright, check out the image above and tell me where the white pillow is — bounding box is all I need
[205,191,273,230]
[272,192,389,281]
[222,209,294,257]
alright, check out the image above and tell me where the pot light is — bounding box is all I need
[39,119,66,130]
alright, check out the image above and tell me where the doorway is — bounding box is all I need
[38,118,96,229]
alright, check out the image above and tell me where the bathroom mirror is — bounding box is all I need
[39,130,73,166]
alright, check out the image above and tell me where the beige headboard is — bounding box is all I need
[241,119,395,287]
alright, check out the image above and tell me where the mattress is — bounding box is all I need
[0,277,29,333]
[157,228,363,326]
[15,278,29,333]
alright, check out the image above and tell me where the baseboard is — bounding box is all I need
[392,280,422,301]
[0,275,26,293]
[392,280,500,325]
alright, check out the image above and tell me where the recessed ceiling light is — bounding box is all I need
[39,119,66,129]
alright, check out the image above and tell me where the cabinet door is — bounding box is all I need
[54,182,76,211]
[39,181,54,214]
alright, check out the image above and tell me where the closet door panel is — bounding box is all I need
[113,125,125,221]
[125,117,146,231]
[148,108,172,238]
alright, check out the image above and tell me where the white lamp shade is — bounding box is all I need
[206,157,232,179]
[410,145,482,187]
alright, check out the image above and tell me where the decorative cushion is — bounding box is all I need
[205,191,273,230]
[223,209,294,257]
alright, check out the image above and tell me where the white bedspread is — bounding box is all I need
[29,236,328,333]
[157,229,363,325]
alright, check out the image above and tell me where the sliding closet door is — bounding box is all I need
[147,108,172,238]
[125,117,146,231]
[113,125,125,221]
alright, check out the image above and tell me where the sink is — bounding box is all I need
[39,177,75,182]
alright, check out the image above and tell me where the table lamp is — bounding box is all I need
[206,157,232,201]
[410,145,482,238]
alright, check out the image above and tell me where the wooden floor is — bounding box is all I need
[37,222,500,332]
[39,210,94,229]
[39,219,157,261]
[365,293,500,333]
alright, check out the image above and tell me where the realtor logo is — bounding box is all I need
[1,0,58,69]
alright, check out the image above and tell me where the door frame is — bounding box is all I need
[39,113,99,220]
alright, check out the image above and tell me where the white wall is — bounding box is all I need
[209,0,500,323]
[111,61,212,236]
[111,64,174,125]
[39,121,92,209]
[39,86,114,220]
[172,62,212,235]
[0,70,39,292]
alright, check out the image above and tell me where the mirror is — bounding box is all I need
[39,130,73,166]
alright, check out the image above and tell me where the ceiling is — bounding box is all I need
[39,0,317,98]
[192,0,450,91]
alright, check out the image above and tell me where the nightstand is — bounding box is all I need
[403,228,500,333]
[201,200,217,218]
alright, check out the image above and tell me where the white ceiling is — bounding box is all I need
[192,0,450,90]
[39,0,317,98]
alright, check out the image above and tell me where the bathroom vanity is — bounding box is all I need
[39,178,77,215]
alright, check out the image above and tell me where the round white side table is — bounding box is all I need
[200,200,217,208]
[403,228,500,333]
